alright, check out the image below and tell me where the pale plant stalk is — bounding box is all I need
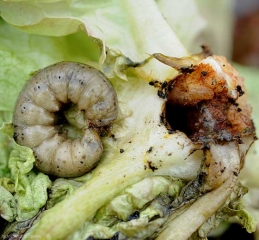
[156,142,241,239]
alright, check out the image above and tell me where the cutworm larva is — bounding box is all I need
[13,62,118,178]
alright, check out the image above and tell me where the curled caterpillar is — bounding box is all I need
[13,62,118,178]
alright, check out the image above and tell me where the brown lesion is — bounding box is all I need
[185,96,251,143]
[157,47,255,144]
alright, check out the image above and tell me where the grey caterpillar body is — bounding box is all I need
[13,62,118,178]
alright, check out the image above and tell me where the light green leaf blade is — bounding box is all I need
[0,185,16,222]
[0,0,191,81]
[0,122,52,222]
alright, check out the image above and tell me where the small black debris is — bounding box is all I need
[127,211,140,221]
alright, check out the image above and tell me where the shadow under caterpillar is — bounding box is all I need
[13,62,118,178]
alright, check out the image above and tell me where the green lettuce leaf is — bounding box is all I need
[0,123,13,178]
[0,122,51,222]
[47,178,84,209]
[0,0,190,81]
[95,176,183,223]
[66,176,184,239]
[0,185,16,222]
